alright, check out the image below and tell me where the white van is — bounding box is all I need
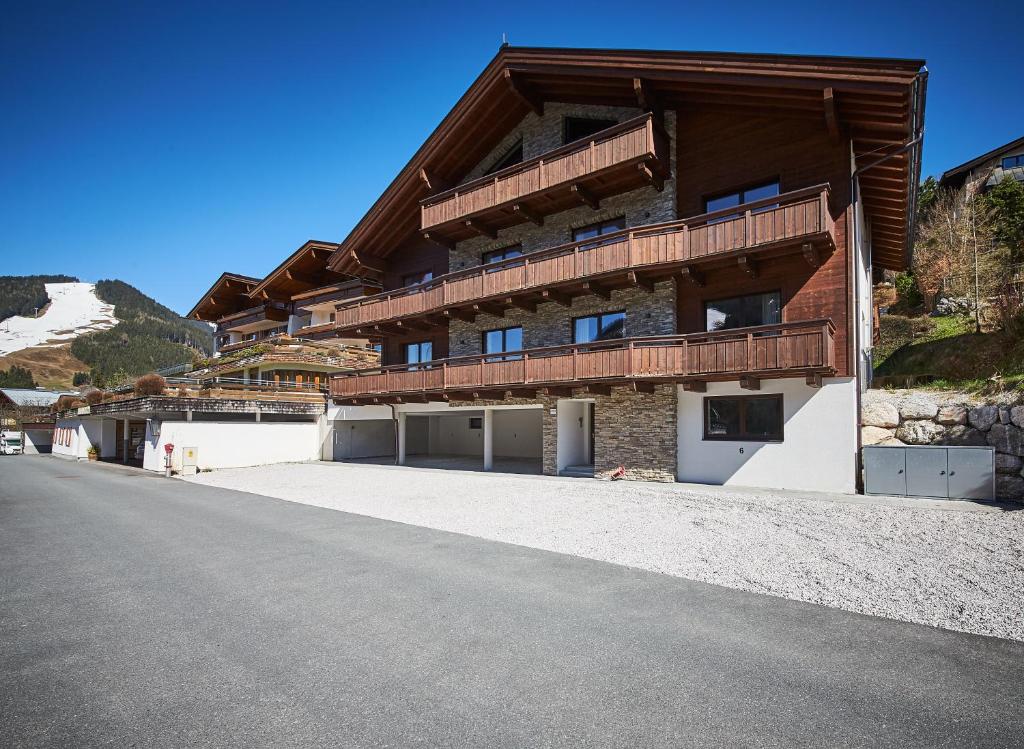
[1,431,24,455]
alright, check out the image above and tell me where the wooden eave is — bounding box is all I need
[247,240,346,303]
[327,46,926,276]
[187,272,260,322]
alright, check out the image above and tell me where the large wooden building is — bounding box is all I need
[194,47,928,492]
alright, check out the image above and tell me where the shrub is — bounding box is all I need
[72,371,90,386]
[134,373,167,396]
[82,388,104,406]
[894,272,922,308]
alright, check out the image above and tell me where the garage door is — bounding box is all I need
[333,420,394,460]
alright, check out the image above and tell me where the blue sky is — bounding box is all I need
[2,0,1021,314]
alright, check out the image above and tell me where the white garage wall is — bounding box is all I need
[492,409,542,458]
[333,419,394,459]
[677,378,858,494]
[53,417,86,458]
[432,414,484,456]
[143,420,321,472]
[556,400,588,471]
[22,428,53,454]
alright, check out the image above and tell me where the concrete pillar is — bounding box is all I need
[483,408,494,472]
[397,412,407,465]
[122,417,130,464]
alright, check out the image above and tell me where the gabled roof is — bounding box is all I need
[246,240,346,303]
[327,46,926,273]
[187,272,260,322]
[940,135,1024,185]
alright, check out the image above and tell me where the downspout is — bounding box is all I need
[390,403,400,466]
[849,68,928,492]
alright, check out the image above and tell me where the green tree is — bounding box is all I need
[0,366,37,388]
[982,176,1024,261]
[917,176,939,221]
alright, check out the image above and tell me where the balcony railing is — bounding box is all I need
[420,113,669,235]
[336,185,834,332]
[215,303,289,334]
[331,320,836,401]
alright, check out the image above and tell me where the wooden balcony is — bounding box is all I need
[331,320,836,403]
[420,113,670,240]
[336,185,835,334]
[215,303,289,334]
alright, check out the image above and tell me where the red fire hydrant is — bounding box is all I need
[164,443,174,478]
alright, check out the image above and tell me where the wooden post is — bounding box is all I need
[538,158,545,190]
[744,209,753,249]
[746,332,754,371]
[627,231,635,268]
[523,352,531,384]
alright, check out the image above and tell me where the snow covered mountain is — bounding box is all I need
[0,283,118,356]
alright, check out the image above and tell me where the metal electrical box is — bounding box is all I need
[863,446,994,501]
[182,446,199,476]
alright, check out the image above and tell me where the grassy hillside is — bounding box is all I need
[0,274,78,322]
[0,347,89,390]
[874,313,1024,391]
[68,279,213,387]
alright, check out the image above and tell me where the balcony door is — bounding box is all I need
[405,341,433,370]
[704,292,780,333]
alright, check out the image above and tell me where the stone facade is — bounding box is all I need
[74,396,325,418]
[593,384,677,482]
[861,389,1024,501]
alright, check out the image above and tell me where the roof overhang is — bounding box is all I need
[246,240,346,303]
[327,46,927,275]
[187,272,260,322]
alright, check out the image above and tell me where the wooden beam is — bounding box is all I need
[584,281,612,300]
[632,77,663,119]
[447,391,477,402]
[806,373,823,388]
[677,266,705,287]
[284,269,319,286]
[505,296,537,313]
[737,255,758,278]
[394,394,429,404]
[350,250,387,274]
[513,203,544,226]
[418,167,449,195]
[626,381,655,394]
[823,87,840,142]
[442,308,476,324]
[209,295,236,306]
[638,161,664,192]
[395,319,432,332]
[503,69,543,116]
[544,386,574,397]
[739,375,761,391]
[586,384,611,396]
[422,232,455,250]
[802,243,820,268]
[472,302,505,318]
[682,381,706,392]
[465,218,498,240]
[570,183,600,210]
[628,271,656,292]
[541,289,572,307]
[506,389,537,400]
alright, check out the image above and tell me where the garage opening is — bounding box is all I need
[332,419,395,461]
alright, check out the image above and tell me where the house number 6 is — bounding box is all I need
[738,447,745,454]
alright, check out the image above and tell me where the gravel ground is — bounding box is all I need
[186,462,1024,641]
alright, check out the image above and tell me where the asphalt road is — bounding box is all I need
[2,456,1023,748]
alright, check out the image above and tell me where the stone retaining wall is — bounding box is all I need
[862,389,1024,500]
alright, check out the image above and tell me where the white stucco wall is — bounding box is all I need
[143,420,321,472]
[556,400,589,471]
[53,417,91,459]
[22,428,53,454]
[677,378,858,494]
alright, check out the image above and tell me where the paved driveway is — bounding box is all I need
[3,456,1024,748]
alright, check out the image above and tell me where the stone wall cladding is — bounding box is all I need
[88,396,325,417]
[861,389,1024,501]
[593,384,677,482]
[447,105,678,359]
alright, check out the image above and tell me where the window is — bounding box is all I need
[705,181,780,223]
[482,245,523,269]
[328,312,336,324]
[572,217,626,250]
[402,270,433,287]
[468,417,483,430]
[483,326,523,361]
[1002,155,1024,170]
[404,341,433,370]
[574,312,625,343]
[704,395,783,441]
[563,117,617,145]
[484,139,524,176]
[704,291,781,332]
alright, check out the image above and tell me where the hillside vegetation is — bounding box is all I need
[68,279,213,387]
[0,274,78,322]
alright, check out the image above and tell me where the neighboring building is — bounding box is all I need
[939,135,1024,194]
[312,47,927,493]
[0,387,72,453]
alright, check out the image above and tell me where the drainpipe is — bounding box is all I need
[389,403,400,466]
[849,68,928,491]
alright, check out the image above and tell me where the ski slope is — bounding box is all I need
[0,283,117,356]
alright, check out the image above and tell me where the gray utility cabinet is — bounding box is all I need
[863,445,995,500]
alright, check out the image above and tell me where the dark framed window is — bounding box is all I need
[705,181,780,223]
[704,291,781,332]
[573,217,626,250]
[563,117,617,145]
[404,341,433,370]
[328,312,336,324]
[468,417,483,430]
[1002,155,1024,170]
[483,326,523,361]
[704,394,784,442]
[402,270,433,287]
[573,311,625,343]
[484,139,524,176]
[482,244,523,268]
